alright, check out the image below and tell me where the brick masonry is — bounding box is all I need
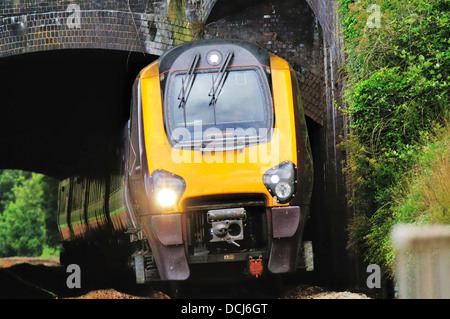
[0,0,341,126]
[0,0,204,57]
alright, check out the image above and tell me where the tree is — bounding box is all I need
[0,173,46,256]
[0,170,31,212]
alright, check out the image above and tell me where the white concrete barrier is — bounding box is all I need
[392,224,450,299]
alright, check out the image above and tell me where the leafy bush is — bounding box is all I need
[0,171,60,257]
[340,0,450,274]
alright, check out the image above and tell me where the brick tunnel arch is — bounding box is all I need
[0,0,198,57]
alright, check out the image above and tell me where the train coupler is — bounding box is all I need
[248,255,264,278]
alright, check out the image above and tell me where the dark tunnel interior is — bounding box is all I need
[206,0,266,24]
[0,49,157,179]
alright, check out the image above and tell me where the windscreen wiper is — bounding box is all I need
[208,51,234,124]
[178,54,200,127]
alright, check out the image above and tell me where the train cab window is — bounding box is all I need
[165,68,273,149]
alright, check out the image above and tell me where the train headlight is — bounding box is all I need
[275,182,292,201]
[151,169,186,210]
[263,161,296,204]
[157,189,177,207]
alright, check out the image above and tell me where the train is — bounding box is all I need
[57,39,314,283]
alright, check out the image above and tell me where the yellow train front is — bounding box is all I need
[57,39,313,283]
[127,39,313,281]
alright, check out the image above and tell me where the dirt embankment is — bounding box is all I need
[0,257,370,299]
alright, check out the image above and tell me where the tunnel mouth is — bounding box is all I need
[206,0,268,24]
[0,49,157,179]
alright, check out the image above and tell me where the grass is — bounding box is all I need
[393,125,450,226]
[365,123,450,274]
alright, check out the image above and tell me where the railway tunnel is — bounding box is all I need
[0,49,155,178]
[0,0,362,292]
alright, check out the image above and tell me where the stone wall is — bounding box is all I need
[0,0,215,57]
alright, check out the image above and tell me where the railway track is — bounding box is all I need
[0,257,369,299]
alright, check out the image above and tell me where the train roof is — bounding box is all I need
[158,39,271,75]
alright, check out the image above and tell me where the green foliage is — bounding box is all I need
[0,170,60,257]
[340,0,450,274]
[392,126,450,226]
[0,170,31,212]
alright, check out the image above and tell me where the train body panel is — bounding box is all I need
[69,178,88,239]
[85,178,108,233]
[57,179,71,241]
[57,39,313,283]
[57,130,135,240]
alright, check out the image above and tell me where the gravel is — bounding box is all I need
[282,285,371,299]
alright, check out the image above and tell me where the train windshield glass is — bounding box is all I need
[166,69,272,147]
